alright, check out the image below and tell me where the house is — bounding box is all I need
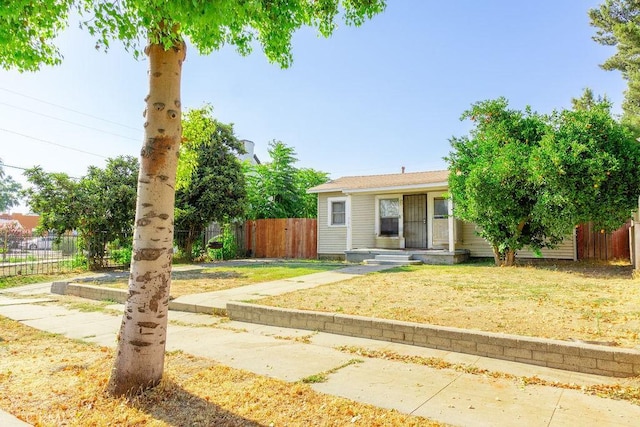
[308,170,576,264]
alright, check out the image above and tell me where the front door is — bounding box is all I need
[403,194,427,248]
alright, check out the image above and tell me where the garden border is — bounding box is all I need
[50,282,640,378]
[227,302,640,378]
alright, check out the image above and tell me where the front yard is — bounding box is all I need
[257,260,640,348]
[78,261,345,297]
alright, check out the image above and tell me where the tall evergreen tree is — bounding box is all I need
[244,141,328,219]
[175,106,246,261]
[590,1,640,130]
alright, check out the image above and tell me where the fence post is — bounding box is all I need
[631,221,640,271]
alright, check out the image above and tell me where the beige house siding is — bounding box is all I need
[457,222,576,260]
[317,192,348,255]
[351,194,376,249]
[316,191,576,260]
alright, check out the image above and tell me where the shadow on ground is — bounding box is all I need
[134,380,264,427]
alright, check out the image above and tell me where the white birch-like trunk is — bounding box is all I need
[108,39,185,396]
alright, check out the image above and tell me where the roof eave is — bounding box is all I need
[308,181,449,194]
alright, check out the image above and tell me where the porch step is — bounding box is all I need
[363,254,423,266]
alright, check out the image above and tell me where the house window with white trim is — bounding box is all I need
[379,198,400,236]
[433,198,448,218]
[328,197,347,226]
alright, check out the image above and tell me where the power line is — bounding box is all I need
[0,86,142,132]
[0,162,80,180]
[0,128,108,159]
[0,163,29,171]
[0,102,141,142]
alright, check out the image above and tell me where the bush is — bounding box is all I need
[207,226,239,260]
[110,247,132,267]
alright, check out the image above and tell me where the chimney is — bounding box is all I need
[401,166,405,174]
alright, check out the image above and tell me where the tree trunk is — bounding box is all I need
[108,39,186,397]
[492,246,501,266]
[492,246,516,266]
[505,250,516,266]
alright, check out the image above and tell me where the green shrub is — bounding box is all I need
[207,225,239,260]
[110,247,132,267]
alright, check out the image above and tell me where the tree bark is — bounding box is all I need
[492,246,516,266]
[492,246,501,266]
[505,249,516,266]
[108,39,186,396]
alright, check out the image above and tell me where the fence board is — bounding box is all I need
[576,222,630,261]
[244,218,317,259]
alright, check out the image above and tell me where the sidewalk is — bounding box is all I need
[1,264,640,426]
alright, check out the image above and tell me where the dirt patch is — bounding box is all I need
[258,261,640,348]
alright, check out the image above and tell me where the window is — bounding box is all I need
[331,201,346,225]
[433,198,449,219]
[379,198,399,236]
[328,197,347,226]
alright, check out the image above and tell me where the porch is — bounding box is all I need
[345,248,470,265]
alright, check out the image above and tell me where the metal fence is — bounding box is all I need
[0,232,127,278]
[1,219,308,278]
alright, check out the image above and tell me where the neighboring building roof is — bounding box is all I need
[308,170,450,194]
[0,213,40,231]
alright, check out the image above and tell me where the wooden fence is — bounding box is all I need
[244,218,317,259]
[576,222,631,261]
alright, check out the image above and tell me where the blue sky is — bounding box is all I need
[0,1,626,212]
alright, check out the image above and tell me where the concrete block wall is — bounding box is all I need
[51,282,129,303]
[227,302,640,378]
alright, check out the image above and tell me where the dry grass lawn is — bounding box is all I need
[258,260,640,348]
[81,262,344,298]
[0,317,439,426]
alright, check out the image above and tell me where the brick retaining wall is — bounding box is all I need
[227,302,640,378]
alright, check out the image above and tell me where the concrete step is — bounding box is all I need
[374,254,413,261]
[363,258,423,266]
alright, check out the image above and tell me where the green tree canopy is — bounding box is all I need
[23,167,81,235]
[533,100,640,233]
[446,98,551,266]
[174,105,246,261]
[446,97,640,266]
[244,140,328,219]
[571,87,610,111]
[79,156,139,267]
[3,0,386,72]
[0,161,22,212]
[23,156,139,268]
[590,0,640,129]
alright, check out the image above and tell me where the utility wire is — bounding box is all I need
[0,102,141,142]
[0,86,142,132]
[0,128,108,159]
[0,162,80,179]
[0,163,29,171]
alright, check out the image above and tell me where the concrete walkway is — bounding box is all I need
[1,264,640,426]
[170,263,396,312]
